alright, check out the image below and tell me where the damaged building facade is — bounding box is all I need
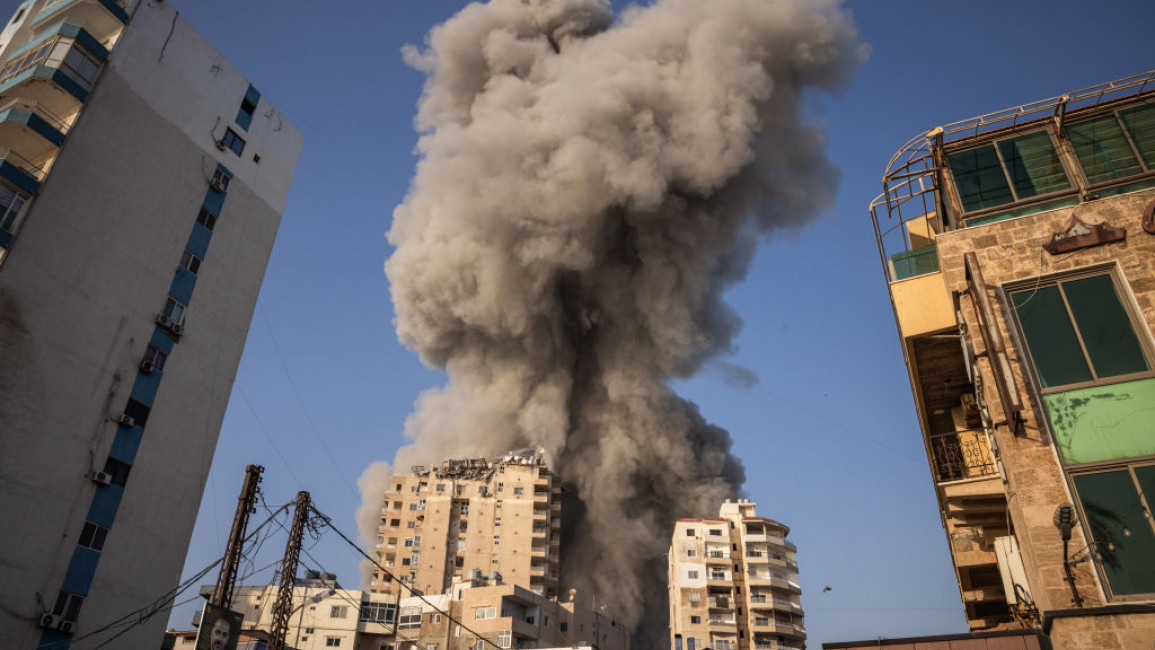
[870,71,1155,647]
[668,500,805,650]
[372,449,562,601]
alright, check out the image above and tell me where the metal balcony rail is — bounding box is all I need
[0,148,46,179]
[0,97,72,133]
[930,430,997,482]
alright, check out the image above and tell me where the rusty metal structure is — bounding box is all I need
[269,491,310,650]
[210,464,264,608]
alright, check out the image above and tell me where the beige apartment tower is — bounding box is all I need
[869,71,1155,647]
[372,449,562,600]
[668,500,805,650]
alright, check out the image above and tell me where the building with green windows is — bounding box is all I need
[869,71,1155,647]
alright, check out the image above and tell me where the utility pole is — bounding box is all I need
[269,491,311,650]
[210,464,264,608]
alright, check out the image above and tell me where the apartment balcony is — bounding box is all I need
[0,26,107,118]
[930,428,998,484]
[706,597,732,610]
[31,0,129,47]
[0,148,45,194]
[747,574,800,594]
[704,552,731,564]
[707,616,737,628]
[0,98,67,163]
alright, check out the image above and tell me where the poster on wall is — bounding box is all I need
[194,603,244,650]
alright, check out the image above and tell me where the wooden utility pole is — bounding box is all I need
[210,464,264,608]
[269,491,311,650]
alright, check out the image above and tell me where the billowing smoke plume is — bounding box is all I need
[379,0,861,643]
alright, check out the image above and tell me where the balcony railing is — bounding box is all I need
[0,148,46,180]
[0,97,72,134]
[930,429,997,482]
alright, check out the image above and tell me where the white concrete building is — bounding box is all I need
[0,1,301,648]
[668,500,806,650]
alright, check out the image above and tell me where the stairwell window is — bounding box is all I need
[162,296,186,325]
[196,207,218,230]
[51,590,84,622]
[77,521,109,551]
[220,128,245,156]
[179,250,202,275]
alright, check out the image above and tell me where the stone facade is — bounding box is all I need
[872,76,1155,648]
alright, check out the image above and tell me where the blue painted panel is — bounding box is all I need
[86,485,124,528]
[129,370,161,407]
[0,108,66,147]
[150,328,175,356]
[96,0,129,23]
[245,84,261,106]
[46,66,89,102]
[186,223,212,259]
[38,629,70,646]
[107,426,143,465]
[62,546,100,595]
[235,106,252,131]
[0,160,40,195]
[217,163,234,178]
[169,266,197,304]
[202,188,225,216]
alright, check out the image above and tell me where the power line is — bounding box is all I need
[255,301,359,500]
[310,504,508,650]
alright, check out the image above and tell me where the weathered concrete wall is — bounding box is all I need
[0,0,300,646]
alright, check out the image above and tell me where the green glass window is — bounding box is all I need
[1011,273,1149,390]
[1068,116,1143,184]
[948,131,1070,213]
[1072,467,1155,597]
[1120,104,1155,169]
[948,145,1013,212]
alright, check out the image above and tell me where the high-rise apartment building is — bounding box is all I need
[372,449,562,600]
[869,71,1155,647]
[0,1,301,647]
[668,500,805,650]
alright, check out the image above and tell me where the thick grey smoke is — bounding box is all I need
[380,0,861,643]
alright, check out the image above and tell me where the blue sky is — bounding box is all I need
[150,0,1155,645]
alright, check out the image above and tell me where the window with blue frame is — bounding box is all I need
[221,128,245,156]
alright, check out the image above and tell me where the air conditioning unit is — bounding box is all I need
[170,323,184,336]
[114,414,134,428]
[58,620,75,633]
[215,139,227,151]
[140,359,156,374]
[90,471,112,485]
[39,614,62,629]
[210,177,226,192]
[156,313,172,328]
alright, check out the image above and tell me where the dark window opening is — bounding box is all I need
[123,398,151,427]
[197,207,218,230]
[51,591,84,622]
[240,97,256,117]
[179,250,202,275]
[101,458,131,487]
[78,521,109,551]
[210,169,231,192]
[142,344,168,372]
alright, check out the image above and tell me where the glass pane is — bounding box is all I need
[1063,275,1149,379]
[1068,117,1143,183]
[1012,285,1092,387]
[1073,470,1155,596]
[997,131,1071,199]
[1120,103,1155,169]
[948,145,1013,212]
